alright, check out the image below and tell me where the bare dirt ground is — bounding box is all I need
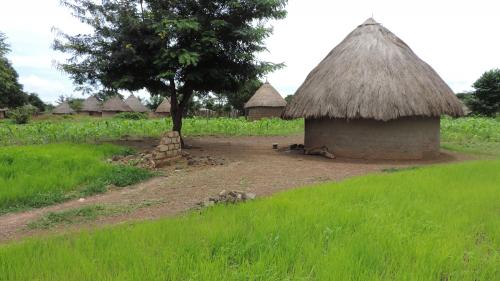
[0,135,472,243]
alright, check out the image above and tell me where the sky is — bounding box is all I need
[1,0,499,104]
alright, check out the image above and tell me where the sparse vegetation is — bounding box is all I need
[1,160,498,280]
[0,144,152,214]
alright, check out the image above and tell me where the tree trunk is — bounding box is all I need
[171,103,185,147]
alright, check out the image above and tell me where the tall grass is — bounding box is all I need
[0,144,152,213]
[441,117,500,155]
[1,160,498,280]
[0,117,304,146]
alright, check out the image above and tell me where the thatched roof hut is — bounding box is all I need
[244,82,287,120]
[284,18,464,160]
[53,102,75,115]
[102,96,133,117]
[155,98,171,117]
[80,96,102,116]
[125,95,149,113]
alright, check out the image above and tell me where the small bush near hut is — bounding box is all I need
[0,160,498,280]
[114,112,148,120]
[0,143,152,214]
[7,105,37,124]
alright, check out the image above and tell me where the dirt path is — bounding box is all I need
[0,135,471,243]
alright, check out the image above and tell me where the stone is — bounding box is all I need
[158,145,169,152]
[168,144,175,150]
[154,152,166,160]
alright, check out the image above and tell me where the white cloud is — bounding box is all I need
[19,75,74,103]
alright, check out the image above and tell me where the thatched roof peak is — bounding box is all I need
[156,98,171,113]
[53,101,75,114]
[81,96,102,112]
[125,95,149,113]
[283,18,464,121]
[102,96,133,112]
[360,18,379,26]
[244,82,287,109]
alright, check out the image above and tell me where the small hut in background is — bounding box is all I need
[155,98,171,117]
[0,108,7,119]
[101,96,133,117]
[53,102,75,115]
[125,95,149,113]
[244,82,287,121]
[283,18,464,160]
[80,96,102,117]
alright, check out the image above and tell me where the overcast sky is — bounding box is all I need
[1,0,499,104]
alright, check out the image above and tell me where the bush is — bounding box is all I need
[114,112,148,120]
[7,105,37,124]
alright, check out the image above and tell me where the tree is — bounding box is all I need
[468,69,500,116]
[284,94,294,104]
[0,32,27,109]
[26,93,47,112]
[55,0,287,141]
[225,78,262,113]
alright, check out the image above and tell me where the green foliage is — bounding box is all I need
[284,94,294,104]
[0,32,27,109]
[55,0,288,133]
[1,160,499,280]
[26,93,47,112]
[0,144,152,213]
[441,116,500,156]
[114,112,148,120]
[7,105,37,124]
[467,69,500,116]
[0,117,303,146]
[224,79,263,112]
[146,94,163,110]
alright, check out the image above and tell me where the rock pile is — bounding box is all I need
[153,131,182,167]
[198,190,257,208]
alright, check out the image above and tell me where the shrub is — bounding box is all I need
[114,112,148,120]
[7,105,37,124]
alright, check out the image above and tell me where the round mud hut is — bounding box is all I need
[125,95,149,113]
[155,98,171,117]
[53,101,75,115]
[283,18,464,160]
[80,96,102,117]
[244,82,287,121]
[101,96,133,117]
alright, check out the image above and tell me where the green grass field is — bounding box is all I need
[1,116,499,155]
[0,144,152,214]
[1,160,498,280]
[0,117,304,146]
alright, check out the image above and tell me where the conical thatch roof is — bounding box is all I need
[155,98,171,113]
[283,18,464,121]
[244,82,287,109]
[125,95,149,113]
[81,96,102,112]
[102,96,133,112]
[53,102,75,114]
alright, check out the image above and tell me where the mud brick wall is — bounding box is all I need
[153,131,182,167]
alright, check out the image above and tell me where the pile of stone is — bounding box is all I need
[198,190,257,208]
[111,153,156,169]
[152,131,182,167]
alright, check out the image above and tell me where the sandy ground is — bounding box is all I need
[0,135,472,243]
